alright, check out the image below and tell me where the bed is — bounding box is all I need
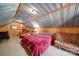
[54,33,79,55]
[20,33,52,56]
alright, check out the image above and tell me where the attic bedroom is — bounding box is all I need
[0,3,79,56]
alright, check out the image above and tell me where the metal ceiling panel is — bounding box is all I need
[0,3,79,27]
[76,4,79,14]
[69,5,76,19]
[15,3,79,27]
[0,3,19,26]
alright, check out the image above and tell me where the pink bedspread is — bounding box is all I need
[21,34,52,56]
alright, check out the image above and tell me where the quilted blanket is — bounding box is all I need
[20,34,52,56]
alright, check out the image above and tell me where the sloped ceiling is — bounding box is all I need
[0,3,79,28]
[0,3,19,25]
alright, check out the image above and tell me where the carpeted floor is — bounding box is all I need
[0,37,75,56]
[0,37,27,56]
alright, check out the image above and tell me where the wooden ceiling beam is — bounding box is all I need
[12,3,24,22]
[31,3,76,20]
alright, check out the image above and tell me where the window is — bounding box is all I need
[10,25,18,30]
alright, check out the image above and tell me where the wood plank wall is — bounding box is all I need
[34,27,79,34]
[0,21,25,37]
[0,21,79,37]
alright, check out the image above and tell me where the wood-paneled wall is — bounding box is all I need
[0,21,25,37]
[0,21,79,37]
[34,27,79,34]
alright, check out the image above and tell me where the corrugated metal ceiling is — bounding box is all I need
[0,3,19,25]
[0,3,79,28]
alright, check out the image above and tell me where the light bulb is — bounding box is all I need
[32,10,37,14]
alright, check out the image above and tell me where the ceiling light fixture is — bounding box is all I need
[32,10,37,15]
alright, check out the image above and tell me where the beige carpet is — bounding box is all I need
[0,37,27,56]
[0,37,75,56]
[41,46,75,56]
